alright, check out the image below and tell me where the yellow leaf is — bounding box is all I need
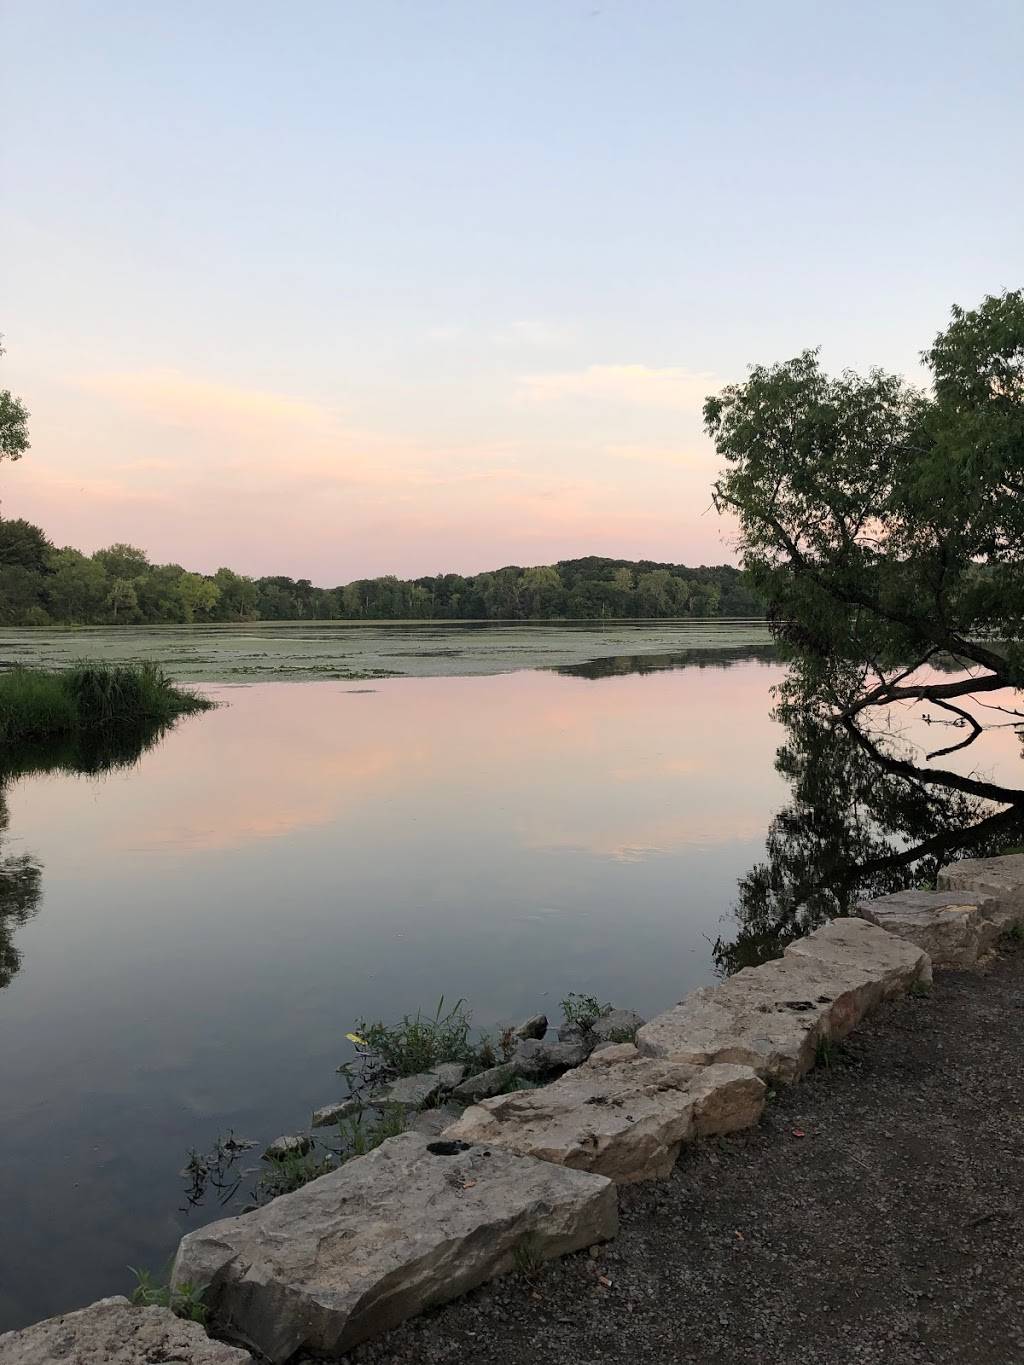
[346,1032,368,1046]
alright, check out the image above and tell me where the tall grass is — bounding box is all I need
[0,662,213,746]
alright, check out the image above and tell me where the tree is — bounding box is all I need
[93,543,150,580]
[212,567,258,620]
[0,566,46,623]
[45,549,109,622]
[706,290,1024,749]
[706,290,1024,969]
[177,572,220,622]
[0,337,30,462]
[0,518,51,573]
[106,577,140,622]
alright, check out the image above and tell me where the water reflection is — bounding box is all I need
[0,719,186,992]
[556,645,775,679]
[717,678,1024,972]
[0,647,783,1331]
[0,790,41,989]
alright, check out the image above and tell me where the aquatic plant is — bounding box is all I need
[0,662,213,745]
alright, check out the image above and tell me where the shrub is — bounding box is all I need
[560,991,611,1032]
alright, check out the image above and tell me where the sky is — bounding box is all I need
[2,0,1022,585]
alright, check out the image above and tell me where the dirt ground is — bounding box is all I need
[337,945,1024,1365]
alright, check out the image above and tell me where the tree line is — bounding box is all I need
[0,525,763,625]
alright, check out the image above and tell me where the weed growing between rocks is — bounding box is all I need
[256,1149,336,1202]
[511,1235,546,1281]
[129,1266,206,1324]
[334,1104,408,1158]
[560,992,612,1032]
[347,997,484,1080]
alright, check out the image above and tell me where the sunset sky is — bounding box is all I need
[3,0,1022,584]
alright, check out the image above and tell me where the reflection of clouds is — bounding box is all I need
[526,810,771,862]
[99,732,424,857]
[15,664,786,871]
[610,756,707,781]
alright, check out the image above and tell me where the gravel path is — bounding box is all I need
[338,945,1024,1365]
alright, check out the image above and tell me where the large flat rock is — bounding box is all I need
[171,1131,616,1362]
[938,854,1024,936]
[786,913,933,987]
[856,888,996,967]
[636,918,930,1084]
[0,1296,251,1364]
[443,1053,764,1183]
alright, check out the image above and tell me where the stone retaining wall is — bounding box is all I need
[8,854,1023,1365]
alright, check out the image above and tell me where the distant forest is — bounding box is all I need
[0,518,763,625]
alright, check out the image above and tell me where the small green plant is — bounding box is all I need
[129,1267,207,1324]
[560,992,611,1033]
[256,1148,335,1202]
[351,997,479,1078]
[1004,922,1024,944]
[335,1104,407,1159]
[909,978,932,997]
[512,1234,545,1280]
[815,1035,838,1069]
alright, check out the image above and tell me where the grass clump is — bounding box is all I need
[336,1104,407,1156]
[512,1234,546,1280]
[0,662,212,745]
[349,996,482,1078]
[129,1266,207,1324]
[257,1150,335,1200]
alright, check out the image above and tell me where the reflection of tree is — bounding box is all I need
[717,682,1024,974]
[0,786,42,988]
[556,646,776,680]
[0,718,180,991]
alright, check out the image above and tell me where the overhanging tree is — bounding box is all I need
[705,290,1024,747]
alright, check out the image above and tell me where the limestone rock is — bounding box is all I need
[587,1042,640,1065]
[856,888,994,967]
[407,1105,463,1137]
[263,1134,311,1161]
[938,854,1024,936]
[513,1036,590,1078]
[171,1132,616,1362]
[443,1057,764,1183]
[785,915,933,990]
[637,918,929,1084]
[372,1071,442,1109]
[591,1008,646,1043]
[312,1098,362,1128]
[514,1012,548,1040]
[452,1062,518,1102]
[431,1062,466,1090]
[0,1296,251,1364]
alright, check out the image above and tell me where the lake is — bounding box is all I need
[1,620,785,1328]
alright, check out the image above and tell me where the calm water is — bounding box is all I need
[0,625,788,1328]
